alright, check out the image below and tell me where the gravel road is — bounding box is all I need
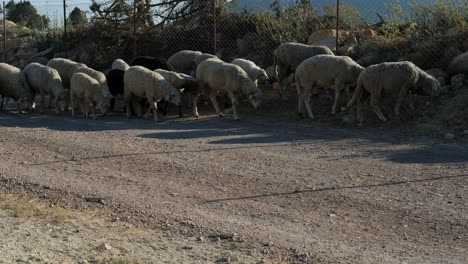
[0,107,467,263]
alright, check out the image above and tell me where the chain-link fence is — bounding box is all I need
[1,0,467,71]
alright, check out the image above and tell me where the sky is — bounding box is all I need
[22,0,92,27]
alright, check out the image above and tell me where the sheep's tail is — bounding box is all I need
[346,75,363,109]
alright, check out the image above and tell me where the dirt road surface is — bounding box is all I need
[1,107,467,263]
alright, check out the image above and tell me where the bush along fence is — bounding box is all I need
[0,0,467,72]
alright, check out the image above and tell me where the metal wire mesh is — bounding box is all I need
[0,0,467,71]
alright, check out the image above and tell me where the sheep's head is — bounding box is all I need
[20,96,34,111]
[97,100,110,115]
[165,89,182,106]
[257,70,271,90]
[57,93,69,112]
[248,91,263,110]
[418,74,440,97]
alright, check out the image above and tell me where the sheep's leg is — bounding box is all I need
[90,101,97,120]
[39,93,46,114]
[356,89,364,125]
[395,83,410,116]
[304,90,314,120]
[209,93,224,117]
[298,94,304,118]
[408,91,415,111]
[229,92,240,120]
[370,90,387,122]
[192,93,200,117]
[70,94,75,118]
[124,94,132,118]
[178,104,184,117]
[332,84,344,115]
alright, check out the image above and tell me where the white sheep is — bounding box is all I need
[111,59,130,71]
[345,61,440,124]
[47,58,87,90]
[0,63,33,111]
[70,72,109,120]
[231,58,270,90]
[167,50,202,74]
[295,55,365,119]
[23,62,68,114]
[124,66,181,122]
[73,66,111,99]
[195,58,263,120]
[274,42,334,99]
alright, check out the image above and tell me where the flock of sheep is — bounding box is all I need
[0,42,441,124]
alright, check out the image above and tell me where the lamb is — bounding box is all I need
[274,42,334,99]
[124,66,181,122]
[70,72,109,119]
[345,61,440,124]
[154,69,199,116]
[130,56,174,71]
[167,50,202,74]
[111,59,130,71]
[0,63,33,111]
[47,58,87,89]
[73,66,111,99]
[295,55,365,119]
[23,62,68,114]
[195,58,263,120]
[231,58,270,90]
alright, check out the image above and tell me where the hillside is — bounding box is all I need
[230,0,438,21]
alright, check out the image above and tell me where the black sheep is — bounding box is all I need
[130,56,175,71]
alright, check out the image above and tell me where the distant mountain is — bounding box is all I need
[229,0,447,21]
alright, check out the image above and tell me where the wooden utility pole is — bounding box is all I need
[133,0,137,57]
[336,0,340,52]
[212,0,217,54]
[3,1,6,62]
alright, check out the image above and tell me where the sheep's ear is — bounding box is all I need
[179,88,185,94]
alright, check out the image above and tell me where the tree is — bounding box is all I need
[69,7,88,27]
[6,0,49,30]
[323,2,363,28]
[270,0,282,18]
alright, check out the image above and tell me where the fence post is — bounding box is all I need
[335,0,340,52]
[3,1,6,62]
[63,0,67,57]
[133,0,137,57]
[211,0,217,55]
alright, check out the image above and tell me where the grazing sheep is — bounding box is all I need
[154,69,199,116]
[231,58,270,90]
[167,50,202,74]
[0,63,33,112]
[111,59,130,71]
[124,66,181,122]
[345,61,440,124]
[73,66,111,98]
[106,68,166,115]
[130,56,174,71]
[23,62,68,114]
[274,42,334,99]
[70,72,109,120]
[295,55,364,119]
[106,69,125,111]
[47,58,87,90]
[195,59,263,120]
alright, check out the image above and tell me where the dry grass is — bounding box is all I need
[0,193,98,223]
